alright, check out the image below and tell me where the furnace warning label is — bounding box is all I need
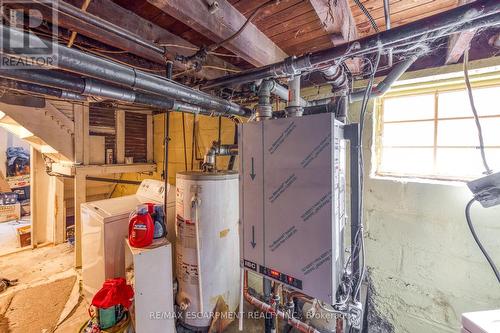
[301,250,331,275]
[301,191,332,222]
[177,217,197,249]
[269,225,297,252]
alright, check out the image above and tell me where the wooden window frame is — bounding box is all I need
[375,82,500,182]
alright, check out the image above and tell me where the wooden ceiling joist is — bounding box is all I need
[146,0,288,67]
[445,0,476,65]
[309,0,358,45]
[56,0,240,79]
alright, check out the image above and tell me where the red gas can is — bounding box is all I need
[128,204,154,248]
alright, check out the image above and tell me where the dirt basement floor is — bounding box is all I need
[0,244,285,333]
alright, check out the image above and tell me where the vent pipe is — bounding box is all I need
[0,68,211,114]
[0,26,251,117]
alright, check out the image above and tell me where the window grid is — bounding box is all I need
[375,84,500,181]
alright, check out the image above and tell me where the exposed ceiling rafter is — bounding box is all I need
[45,0,240,79]
[146,0,288,67]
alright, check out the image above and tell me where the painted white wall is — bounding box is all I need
[0,126,30,177]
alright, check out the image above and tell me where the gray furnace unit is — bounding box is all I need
[239,112,347,304]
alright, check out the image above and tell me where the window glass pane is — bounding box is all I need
[382,121,434,147]
[383,94,435,122]
[438,86,500,118]
[438,118,500,147]
[379,148,434,175]
[435,148,500,179]
[480,118,500,146]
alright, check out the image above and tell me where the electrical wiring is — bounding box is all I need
[72,44,167,73]
[206,0,280,52]
[463,48,493,175]
[465,198,500,283]
[353,0,379,33]
[158,44,240,58]
[203,65,241,73]
[354,51,381,301]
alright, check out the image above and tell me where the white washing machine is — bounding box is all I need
[462,309,500,333]
[81,179,175,299]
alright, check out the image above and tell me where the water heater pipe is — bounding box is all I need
[285,75,304,117]
[243,272,321,333]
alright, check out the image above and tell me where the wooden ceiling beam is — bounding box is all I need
[52,0,240,79]
[445,0,476,65]
[146,0,288,67]
[309,0,358,45]
[309,0,361,73]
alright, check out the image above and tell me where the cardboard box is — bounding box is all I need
[16,225,31,247]
[7,175,30,188]
[0,202,21,222]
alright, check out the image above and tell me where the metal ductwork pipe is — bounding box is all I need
[0,67,212,114]
[350,48,425,102]
[285,75,303,117]
[49,0,165,55]
[254,80,308,107]
[0,26,251,117]
[256,79,274,121]
[201,0,500,89]
[0,77,86,101]
[203,143,238,171]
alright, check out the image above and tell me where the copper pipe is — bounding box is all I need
[243,272,320,333]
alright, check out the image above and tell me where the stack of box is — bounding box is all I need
[7,174,30,216]
[0,172,20,223]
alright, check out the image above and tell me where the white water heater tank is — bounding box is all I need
[175,171,240,329]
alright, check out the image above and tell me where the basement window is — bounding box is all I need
[375,83,500,181]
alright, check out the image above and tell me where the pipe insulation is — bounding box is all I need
[201,0,500,89]
[0,68,211,114]
[0,77,86,101]
[42,0,165,55]
[349,47,425,102]
[0,26,251,117]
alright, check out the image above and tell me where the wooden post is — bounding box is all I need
[74,172,86,267]
[83,102,90,165]
[74,103,84,164]
[146,113,154,163]
[53,176,66,244]
[116,110,125,164]
[30,146,37,249]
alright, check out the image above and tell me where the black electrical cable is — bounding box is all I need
[353,0,379,33]
[208,0,279,52]
[463,48,493,175]
[465,198,500,283]
[353,51,382,303]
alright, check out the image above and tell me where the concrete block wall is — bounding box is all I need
[349,96,500,333]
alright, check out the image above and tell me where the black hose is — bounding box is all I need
[464,49,492,175]
[465,198,500,283]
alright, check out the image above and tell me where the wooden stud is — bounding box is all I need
[146,114,154,163]
[74,103,84,164]
[74,172,86,268]
[83,102,90,165]
[116,110,126,164]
